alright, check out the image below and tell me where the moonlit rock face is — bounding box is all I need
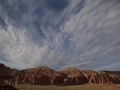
[0,0,120,71]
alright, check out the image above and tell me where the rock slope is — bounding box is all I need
[0,63,120,85]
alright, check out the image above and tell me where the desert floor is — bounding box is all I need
[13,84,120,90]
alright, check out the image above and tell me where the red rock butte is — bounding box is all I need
[0,63,120,86]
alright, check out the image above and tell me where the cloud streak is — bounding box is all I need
[0,0,120,71]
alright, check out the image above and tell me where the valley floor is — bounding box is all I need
[14,84,120,90]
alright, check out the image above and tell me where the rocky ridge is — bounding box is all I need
[0,63,120,85]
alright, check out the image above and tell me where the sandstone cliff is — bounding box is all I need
[0,63,21,83]
[21,66,60,77]
[0,63,20,76]
[0,63,120,86]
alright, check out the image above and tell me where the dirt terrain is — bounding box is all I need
[14,84,120,90]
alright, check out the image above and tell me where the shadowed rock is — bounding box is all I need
[0,85,18,90]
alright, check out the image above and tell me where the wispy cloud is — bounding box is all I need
[0,0,120,71]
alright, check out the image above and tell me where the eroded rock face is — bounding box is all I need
[0,63,120,86]
[102,71,120,78]
[0,63,20,76]
[34,75,51,85]
[4,74,35,85]
[59,68,93,85]
[21,66,60,77]
[50,76,64,85]
[0,63,21,84]
[88,71,120,84]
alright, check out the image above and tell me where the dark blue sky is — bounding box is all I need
[0,0,120,71]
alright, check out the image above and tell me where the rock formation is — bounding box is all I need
[0,63,21,84]
[0,63,20,76]
[50,75,64,85]
[21,66,59,76]
[0,63,120,86]
[59,68,93,85]
[85,71,120,84]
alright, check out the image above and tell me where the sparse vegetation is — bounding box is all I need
[14,84,120,90]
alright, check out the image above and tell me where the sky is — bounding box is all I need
[0,0,120,71]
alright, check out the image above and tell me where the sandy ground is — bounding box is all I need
[14,84,120,90]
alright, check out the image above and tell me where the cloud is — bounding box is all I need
[0,0,120,71]
[61,0,120,70]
